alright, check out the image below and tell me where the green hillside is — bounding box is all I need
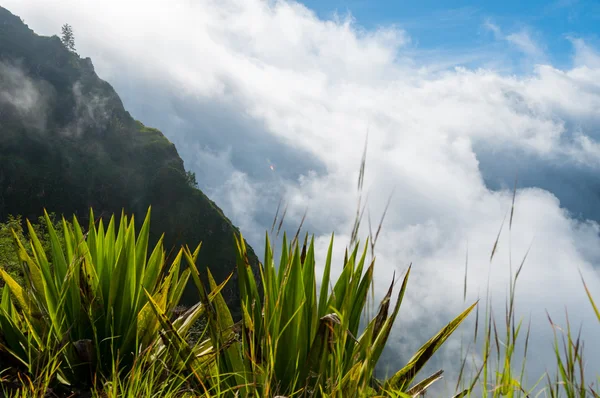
[0,6,258,310]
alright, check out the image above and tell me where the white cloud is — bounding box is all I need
[5,0,600,391]
[506,30,545,58]
[483,21,546,60]
[209,169,263,243]
[483,19,502,40]
[570,37,600,68]
[0,61,50,131]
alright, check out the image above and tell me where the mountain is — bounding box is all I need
[0,6,259,309]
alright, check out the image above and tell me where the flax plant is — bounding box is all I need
[0,208,212,387]
[188,229,477,397]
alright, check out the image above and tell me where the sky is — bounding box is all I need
[3,0,600,393]
[302,0,600,70]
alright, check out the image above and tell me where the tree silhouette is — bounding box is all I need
[185,170,199,189]
[61,23,76,52]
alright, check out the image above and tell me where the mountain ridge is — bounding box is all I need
[0,5,259,309]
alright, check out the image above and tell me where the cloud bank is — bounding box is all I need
[6,0,600,391]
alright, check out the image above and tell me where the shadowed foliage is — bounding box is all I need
[0,6,259,311]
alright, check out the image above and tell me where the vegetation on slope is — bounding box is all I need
[0,6,259,308]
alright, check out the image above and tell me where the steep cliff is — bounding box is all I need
[0,6,259,308]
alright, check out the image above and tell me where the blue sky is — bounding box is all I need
[299,0,600,70]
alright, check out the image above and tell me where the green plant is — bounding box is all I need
[544,274,600,398]
[189,230,477,397]
[0,204,478,397]
[0,214,64,287]
[452,188,600,398]
[453,200,543,398]
[0,207,210,387]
